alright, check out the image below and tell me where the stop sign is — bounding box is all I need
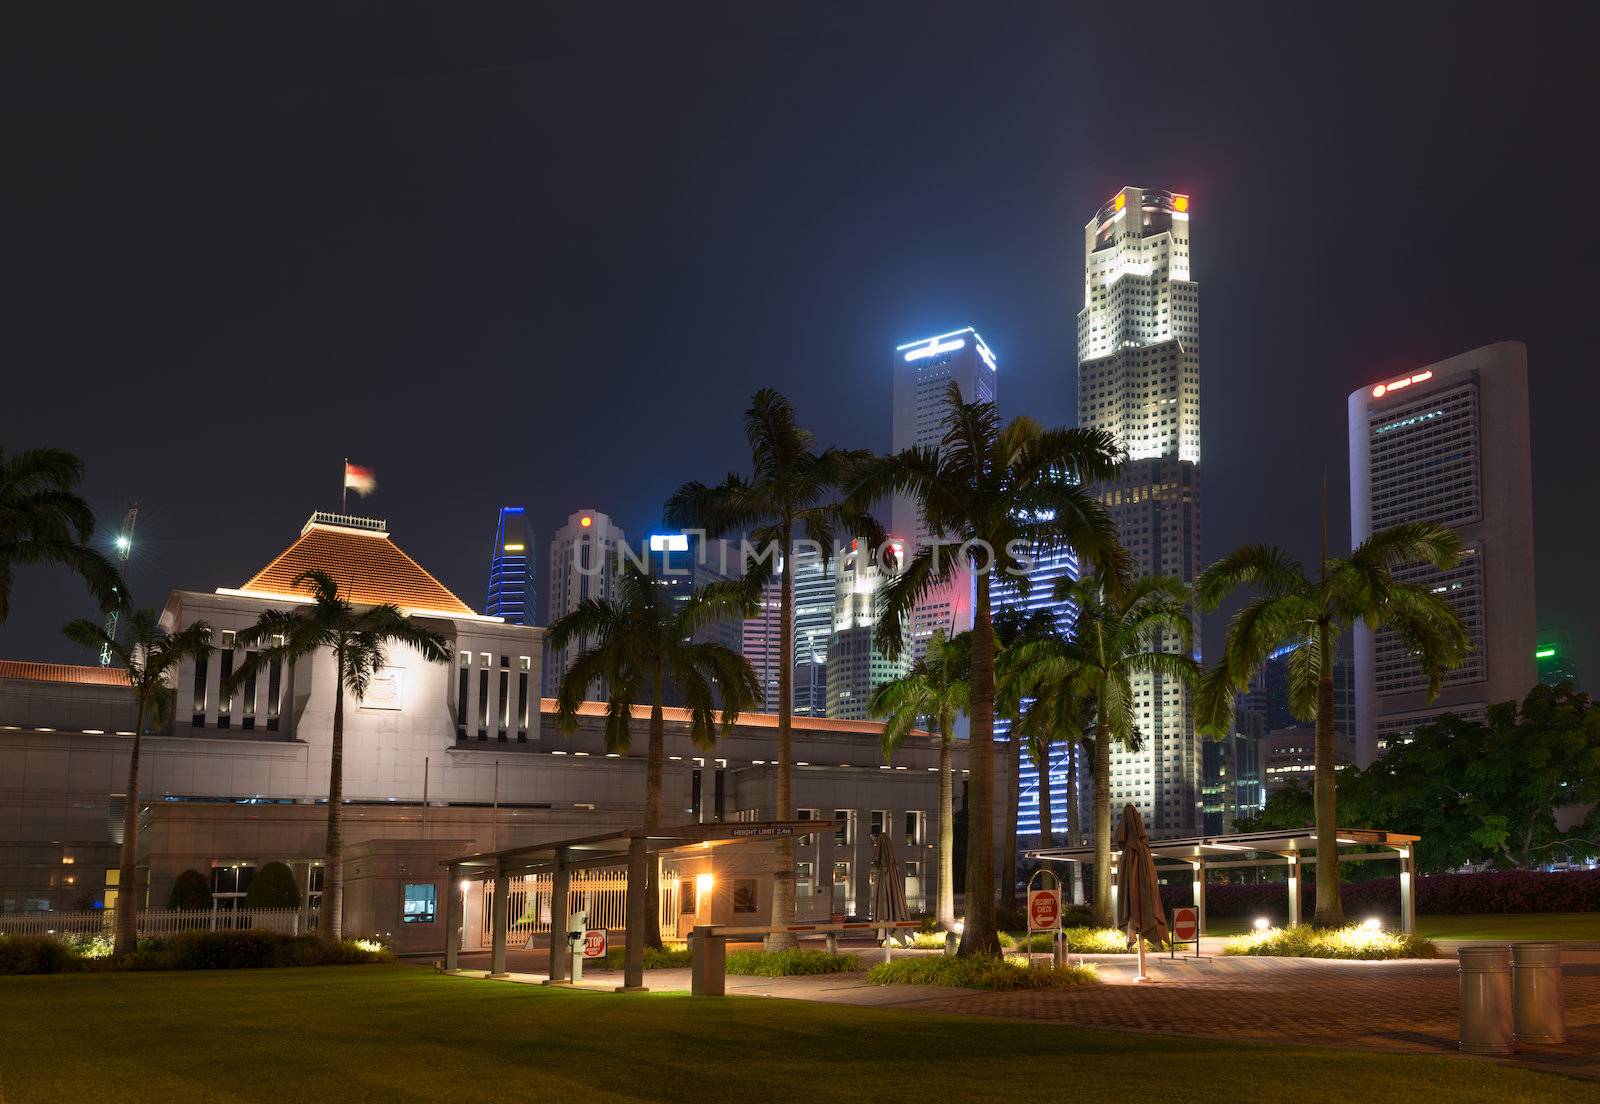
[1170,906,1198,942]
[1027,888,1061,930]
[583,929,608,958]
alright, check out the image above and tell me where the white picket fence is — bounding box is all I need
[480,870,658,949]
[0,908,314,939]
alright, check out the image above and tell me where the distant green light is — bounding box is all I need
[1535,647,1557,659]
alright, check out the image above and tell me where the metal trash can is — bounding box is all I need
[1510,942,1566,1044]
[1458,945,1514,1055]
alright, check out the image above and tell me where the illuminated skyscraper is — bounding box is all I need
[545,509,626,697]
[892,327,998,661]
[741,546,836,715]
[826,539,910,721]
[1348,342,1536,760]
[1076,186,1203,838]
[484,507,535,626]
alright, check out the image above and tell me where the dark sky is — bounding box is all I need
[3,2,1596,677]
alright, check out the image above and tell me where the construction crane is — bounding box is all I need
[100,504,139,666]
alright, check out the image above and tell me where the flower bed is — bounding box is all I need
[866,955,1099,990]
[1221,924,1440,960]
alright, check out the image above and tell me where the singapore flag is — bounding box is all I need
[344,461,377,497]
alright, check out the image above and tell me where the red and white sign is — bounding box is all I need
[582,929,608,958]
[1170,906,1199,943]
[1027,888,1062,931]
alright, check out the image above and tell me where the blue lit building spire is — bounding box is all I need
[485,507,535,625]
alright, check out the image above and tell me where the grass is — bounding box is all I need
[726,949,859,976]
[866,954,1100,990]
[1203,912,1600,942]
[1222,924,1440,960]
[0,966,1580,1103]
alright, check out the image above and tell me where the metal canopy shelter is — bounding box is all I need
[441,820,814,991]
[1026,827,1421,935]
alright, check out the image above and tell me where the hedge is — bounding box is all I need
[1158,868,1600,919]
[0,930,393,974]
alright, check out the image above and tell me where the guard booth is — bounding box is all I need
[1026,827,1422,935]
[441,820,814,991]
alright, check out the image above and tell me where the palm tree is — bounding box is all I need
[548,562,759,948]
[868,629,969,931]
[992,607,1060,916]
[846,383,1126,955]
[1194,521,1469,926]
[224,570,450,941]
[1008,655,1093,904]
[62,611,213,954]
[1035,573,1198,928]
[1,447,125,622]
[666,388,881,948]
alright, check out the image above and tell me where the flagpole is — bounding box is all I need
[342,457,348,514]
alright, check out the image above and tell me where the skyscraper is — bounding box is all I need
[544,509,627,698]
[484,506,535,626]
[892,327,998,661]
[1536,633,1580,692]
[1348,342,1537,760]
[646,532,744,707]
[1076,186,1203,838]
[826,539,910,721]
[740,546,837,715]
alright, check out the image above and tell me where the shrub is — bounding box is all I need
[244,862,302,909]
[1159,868,1600,920]
[124,931,393,971]
[0,934,79,975]
[1013,928,1161,954]
[168,869,212,910]
[867,954,1099,991]
[601,945,692,971]
[908,931,956,950]
[1222,924,1440,960]
[916,915,942,935]
[726,949,859,976]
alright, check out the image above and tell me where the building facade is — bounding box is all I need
[544,509,627,699]
[892,327,997,662]
[825,540,910,721]
[484,506,535,626]
[1076,185,1202,837]
[740,545,837,716]
[1347,342,1537,759]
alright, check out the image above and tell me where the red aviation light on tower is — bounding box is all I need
[1370,369,1434,399]
[1173,194,1189,212]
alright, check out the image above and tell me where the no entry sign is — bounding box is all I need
[1027,888,1062,931]
[1170,906,1199,943]
[583,929,608,958]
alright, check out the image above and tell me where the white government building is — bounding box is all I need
[0,511,975,948]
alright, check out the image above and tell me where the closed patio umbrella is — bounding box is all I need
[870,831,911,961]
[1115,803,1168,983]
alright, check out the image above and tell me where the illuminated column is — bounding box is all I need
[1191,858,1206,935]
[444,865,462,972]
[489,860,510,978]
[1396,846,1416,935]
[1285,854,1301,927]
[546,853,570,983]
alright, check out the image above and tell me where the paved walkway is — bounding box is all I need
[454,944,1600,1079]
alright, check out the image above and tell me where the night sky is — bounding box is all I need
[3,3,1596,677]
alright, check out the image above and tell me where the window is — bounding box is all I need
[833,810,854,848]
[498,656,510,739]
[733,878,758,914]
[402,883,437,924]
[217,648,234,728]
[266,653,283,732]
[241,652,258,730]
[870,810,889,838]
[456,657,470,742]
[905,810,925,848]
[191,650,209,727]
[797,808,817,848]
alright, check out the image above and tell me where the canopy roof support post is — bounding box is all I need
[1284,853,1301,927]
[443,864,461,973]
[546,851,570,984]
[1396,845,1416,935]
[489,860,511,978]
[617,836,649,992]
[1191,858,1207,936]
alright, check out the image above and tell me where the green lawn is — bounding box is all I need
[0,966,1579,1103]
[1203,913,1600,941]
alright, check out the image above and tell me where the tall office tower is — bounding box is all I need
[892,327,998,661]
[1348,342,1537,761]
[1234,642,1357,761]
[996,544,1082,842]
[740,546,838,715]
[647,532,743,707]
[485,507,535,626]
[1536,633,1579,692]
[1076,186,1202,838]
[826,540,910,721]
[544,509,627,698]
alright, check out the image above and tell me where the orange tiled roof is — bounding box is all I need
[539,698,931,739]
[0,660,131,686]
[239,522,475,615]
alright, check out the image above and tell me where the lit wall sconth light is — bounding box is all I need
[695,872,714,896]
[460,880,471,894]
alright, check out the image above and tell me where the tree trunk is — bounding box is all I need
[959,570,1000,956]
[1093,712,1113,928]
[1311,622,1344,927]
[1037,741,1054,850]
[937,720,956,930]
[318,650,346,943]
[644,670,665,949]
[114,698,147,956]
[1068,742,1084,905]
[1000,733,1021,914]
[766,524,798,950]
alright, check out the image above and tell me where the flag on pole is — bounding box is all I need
[344,462,377,497]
